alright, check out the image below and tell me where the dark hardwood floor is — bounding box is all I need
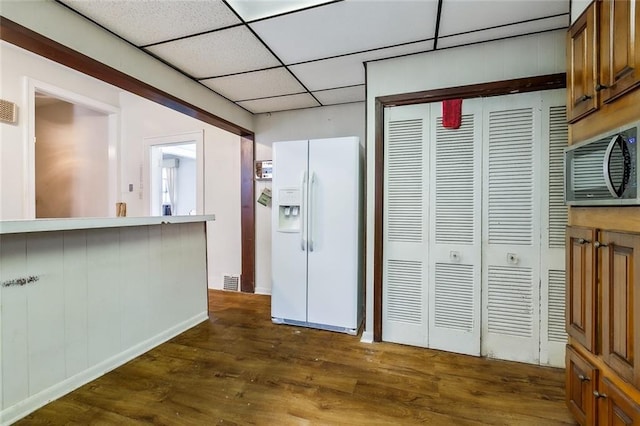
[18,290,576,425]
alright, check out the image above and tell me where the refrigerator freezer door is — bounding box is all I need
[271,140,309,322]
[306,137,361,329]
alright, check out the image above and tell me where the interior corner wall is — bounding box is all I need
[363,29,567,340]
[253,102,365,295]
[0,0,253,132]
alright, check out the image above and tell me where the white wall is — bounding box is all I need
[0,0,253,132]
[35,101,110,218]
[253,102,365,294]
[118,91,242,289]
[0,42,121,220]
[0,41,242,290]
[571,0,592,23]
[203,126,242,289]
[363,30,567,341]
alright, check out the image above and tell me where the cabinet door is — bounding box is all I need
[597,377,640,425]
[600,231,640,387]
[566,345,598,425]
[567,3,599,122]
[566,226,597,352]
[599,0,640,103]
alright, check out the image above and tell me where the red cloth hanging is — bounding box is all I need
[442,99,463,129]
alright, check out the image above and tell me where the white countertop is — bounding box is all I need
[0,215,215,234]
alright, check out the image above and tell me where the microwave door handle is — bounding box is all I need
[603,134,621,198]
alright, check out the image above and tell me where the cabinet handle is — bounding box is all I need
[595,83,609,91]
[594,241,607,248]
[578,374,590,382]
[593,391,607,399]
[577,238,590,245]
[577,94,593,103]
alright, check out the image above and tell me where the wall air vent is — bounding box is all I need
[223,274,240,291]
[0,99,17,124]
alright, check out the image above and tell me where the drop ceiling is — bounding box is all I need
[56,0,570,115]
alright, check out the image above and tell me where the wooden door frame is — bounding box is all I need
[372,73,566,341]
[0,17,257,292]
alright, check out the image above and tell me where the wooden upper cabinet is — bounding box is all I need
[600,230,640,387]
[599,0,640,103]
[568,3,599,123]
[567,226,598,352]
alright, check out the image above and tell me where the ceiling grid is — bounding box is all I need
[56,0,570,115]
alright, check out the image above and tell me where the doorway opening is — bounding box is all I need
[27,79,119,219]
[144,131,204,216]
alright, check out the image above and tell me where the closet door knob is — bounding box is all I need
[578,94,593,103]
[578,374,590,382]
[595,84,609,91]
[594,241,607,248]
[577,238,590,245]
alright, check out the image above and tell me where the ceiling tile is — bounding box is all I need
[438,0,569,37]
[146,27,281,78]
[238,93,320,114]
[250,0,439,64]
[437,15,569,49]
[226,0,335,22]
[60,0,241,46]
[289,40,434,91]
[201,68,306,101]
[313,86,365,105]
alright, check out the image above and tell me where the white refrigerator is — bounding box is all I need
[271,136,363,334]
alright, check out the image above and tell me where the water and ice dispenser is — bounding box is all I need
[277,188,302,232]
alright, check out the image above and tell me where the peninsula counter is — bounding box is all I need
[0,215,214,425]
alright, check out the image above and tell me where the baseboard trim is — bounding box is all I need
[0,311,208,426]
[254,286,271,295]
[360,331,374,343]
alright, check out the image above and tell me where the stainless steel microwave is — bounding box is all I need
[565,122,638,206]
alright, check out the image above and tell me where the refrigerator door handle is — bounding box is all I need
[301,171,307,251]
[309,172,316,252]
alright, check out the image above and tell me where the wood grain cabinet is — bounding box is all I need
[566,226,640,425]
[599,0,640,103]
[600,231,640,387]
[567,2,599,123]
[567,345,598,425]
[566,226,598,352]
[597,378,640,425]
[567,0,640,123]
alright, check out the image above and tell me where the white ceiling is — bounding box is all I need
[57,0,570,115]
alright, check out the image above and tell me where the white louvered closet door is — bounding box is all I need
[481,92,543,364]
[539,90,568,367]
[382,104,430,347]
[428,99,482,356]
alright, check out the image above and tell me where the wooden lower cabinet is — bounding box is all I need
[566,227,640,425]
[566,344,640,425]
[598,377,640,425]
[567,345,598,425]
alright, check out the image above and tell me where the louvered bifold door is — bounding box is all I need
[539,90,569,367]
[382,104,430,347]
[427,99,482,356]
[481,92,542,364]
